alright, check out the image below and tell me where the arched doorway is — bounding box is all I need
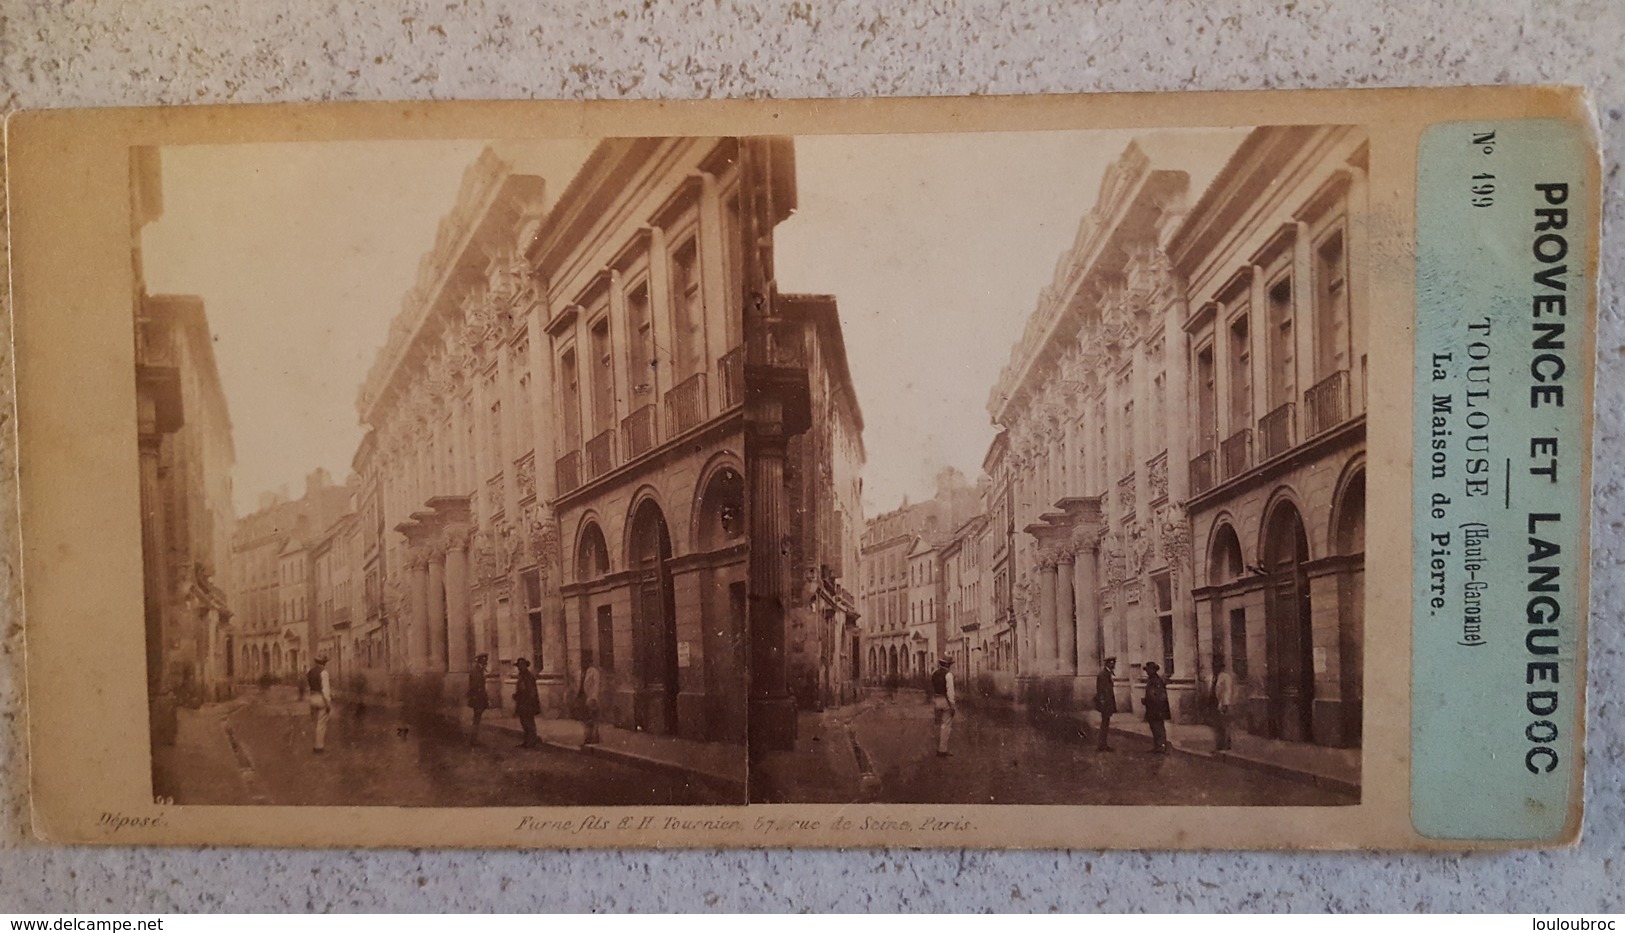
[1262,497,1314,742]
[1207,522,1249,718]
[575,520,611,685]
[888,645,898,676]
[628,499,679,735]
[1332,468,1366,746]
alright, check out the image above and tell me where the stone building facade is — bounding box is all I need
[986,129,1366,748]
[781,294,866,711]
[348,137,788,749]
[132,148,238,717]
[1174,126,1368,748]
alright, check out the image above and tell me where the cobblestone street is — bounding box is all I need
[847,694,1354,807]
[152,691,727,807]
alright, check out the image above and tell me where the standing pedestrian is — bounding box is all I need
[579,652,603,747]
[306,654,332,754]
[1143,661,1171,754]
[1094,656,1118,751]
[1212,661,1236,751]
[467,653,491,746]
[930,656,956,758]
[513,657,540,748]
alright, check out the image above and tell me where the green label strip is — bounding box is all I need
[1412,118,1588,839]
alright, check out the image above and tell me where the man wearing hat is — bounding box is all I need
[1142,661,1172,754]
[930,655,957,757]
[306,654,332,753]
[467,653,491,746]
[1094,656,1118,751]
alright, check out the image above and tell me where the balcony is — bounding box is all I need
[1221,428,1252,480]
[622,404,657,460]
[665,372,709,437]
[1259,402,1296,461]
[1189,450,1217,496]
[719,345,745,410]
[332,606,353,631]
[515,452,536,502]
[1146,450,1169,503]
[1304,369,1351,438]
[585,428,617,481]
[555,449,582,496]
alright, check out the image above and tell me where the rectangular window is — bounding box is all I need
[626,281,655,399]
[1315,226,1350,379]
[590,317,614,434]
[1229,606,1249,681]
[1229,312,1252,430]
[670,237,705,380]
[559,347,581,450]
[1268,276,1295,408]
[1154,571,1175,676]
[1196,344,1217,451]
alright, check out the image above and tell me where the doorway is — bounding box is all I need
[629,499,679,734]
[1263,500,1314,742]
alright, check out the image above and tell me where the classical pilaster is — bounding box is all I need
[443,522,473,672]
[1055,550,1077,676]
[427,544,448,671]
[407,545,432,672]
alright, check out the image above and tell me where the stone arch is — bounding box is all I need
[573,514,611,583]
[691,454,746,553]
[1206,516,1247,587]
[1260,489,1314,742]
[627,496,679,734]
[622,485,671,565]
[1331,456,1367,557]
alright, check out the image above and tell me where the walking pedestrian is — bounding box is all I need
[1094,656,1118,751]
[513,657,540,748]
[306,654,332,754]
[579,652,603,747]
[1212,661,1236,751]
[930,656,956,757]
[467,653,491,746]
[1143,661,1171,754]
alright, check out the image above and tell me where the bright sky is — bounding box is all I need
[144,130,1243,521]
[143,139,595,516]
[776,129,1248,516]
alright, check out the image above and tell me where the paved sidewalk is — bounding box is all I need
[458,705,748,801]
[1085,710,1361,797]
[151,699,267,805]
[750,703,875,803]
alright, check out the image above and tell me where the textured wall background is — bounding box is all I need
[1,0,1621,913]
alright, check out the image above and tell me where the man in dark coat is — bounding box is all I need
[1143,661,1172,754]
[467,653,491,747]
[1094,656,1118,751]
[513,657,541,748]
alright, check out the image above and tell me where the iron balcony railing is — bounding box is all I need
[622,404,657,460]
[555,449,582,496]
[1189,449,1217,496]
[719,345,745,410]
[1221,427,1252,479]
[1259,402,1296,461]
[665,372,709,437]
[1304,369,1351,438]
[585,428,616,481]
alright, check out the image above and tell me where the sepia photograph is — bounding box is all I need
[135,136,774,807]
[9,89,1592,848]
[751,126,1367,806]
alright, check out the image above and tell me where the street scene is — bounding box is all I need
[151,686,732,807]
[134,137,799,805]
[756,126,1368,804]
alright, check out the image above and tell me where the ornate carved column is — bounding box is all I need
[442,522,473,672]
[406,544,432,673]
[1055,548,1077,676]
[1036,556,1058,673]
[1074,527,1104,675]
[427,543,448,672]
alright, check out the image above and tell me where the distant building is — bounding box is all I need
[228,470,353,685]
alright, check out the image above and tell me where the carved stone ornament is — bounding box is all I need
[1102,536,1127,587]
[442,522,473,554]
[1129,522,1154,575]
[528,511,561,580]
[473,528,500,582]
[405,546,433,572]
